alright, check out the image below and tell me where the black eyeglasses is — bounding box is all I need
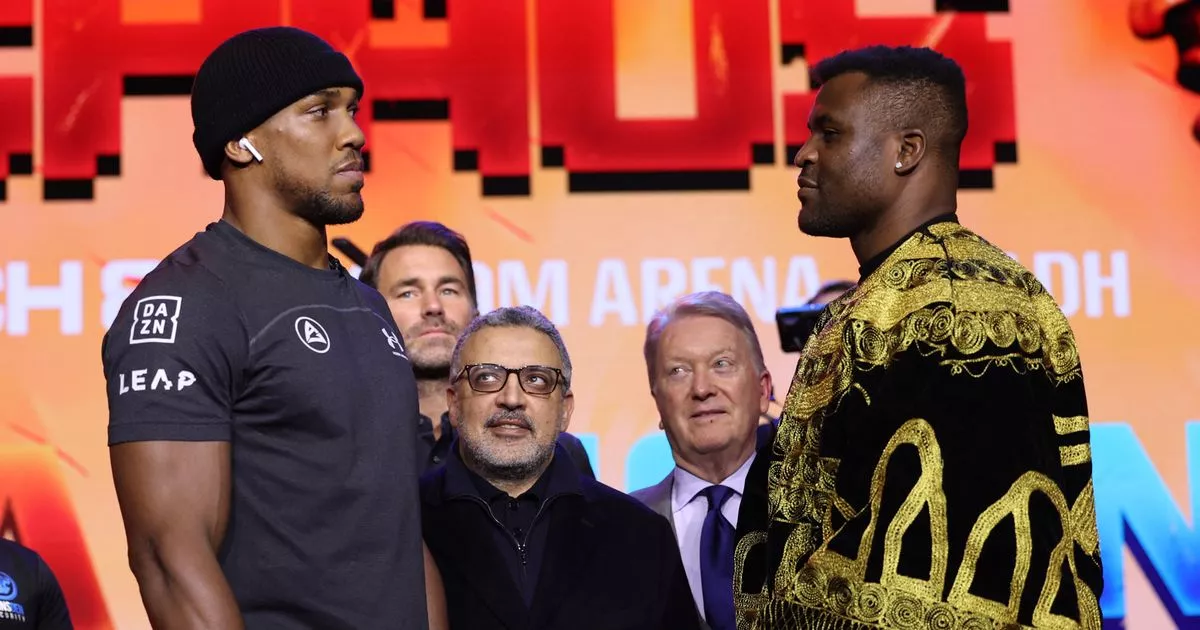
[453,363,566,396]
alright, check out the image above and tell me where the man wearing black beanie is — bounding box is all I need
[102,26,434,629]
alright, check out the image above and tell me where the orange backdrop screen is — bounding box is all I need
[0,0,1198,628]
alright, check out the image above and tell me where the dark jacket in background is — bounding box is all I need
[421,444,701,630]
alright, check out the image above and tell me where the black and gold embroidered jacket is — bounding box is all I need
[734,219,1103,630]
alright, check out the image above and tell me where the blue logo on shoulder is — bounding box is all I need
[0,572,16,601]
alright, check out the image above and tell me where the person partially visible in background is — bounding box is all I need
[1131,0,1200,140]
[633,291,773,630]
[806,280,856,308]
[0,538,72,629]
[421,306,700,630]
[360,221,596,478]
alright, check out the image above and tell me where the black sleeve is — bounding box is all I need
[33,556,71,630]
[102,262,248,445]
[656,517,702,629]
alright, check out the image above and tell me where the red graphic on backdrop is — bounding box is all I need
[2,0,1015,200]
[0,78,33,201]
[355,0,531,195]
[537,0,774,191]
[0,447,113,630]
[1130,0,1200,142]
[0,0,33,30]
[0,0,34,202]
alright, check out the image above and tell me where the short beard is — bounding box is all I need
[458,410,558,483]
[461,441,554,483]
[294,187,364,226]
[798,200,871,238]
[409,342,454,377]
[274,162,364,226]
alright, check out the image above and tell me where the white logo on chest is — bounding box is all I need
[295,316,331,354]
[381,327,406,358]
[129,296,182,344]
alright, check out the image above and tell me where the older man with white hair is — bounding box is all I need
[632,291,774,630]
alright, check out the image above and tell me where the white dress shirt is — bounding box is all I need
[670,453,756,620]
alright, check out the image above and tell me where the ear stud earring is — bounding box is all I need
[895,161,903,169]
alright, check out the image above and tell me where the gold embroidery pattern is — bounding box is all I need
[765,223,1084,530]
[755,422,1103,630]
[734,530,770,627]
[756,585,1062,630]
[847,225,1082,383]
[1071,481,1099,556]
[854,420,948,601]
[1054,415,1089,436]
[769,312,851,527]
[843,290,1080,384]
[740,223,1102,630]
[1059,444,1091,467]
[950,472,1073,625]
[848,304,1075,380]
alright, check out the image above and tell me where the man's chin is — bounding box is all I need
[469,444,550,480]
[797,213,829,237]
[798,210,851,238]
[410,344,454,372]
[687,428,743,454]
[323,200,364,226]
[412,359,453,380]
[798,224,837,237]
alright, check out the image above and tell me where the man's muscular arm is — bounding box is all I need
[112,441,242,629]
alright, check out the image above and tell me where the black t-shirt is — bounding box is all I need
[0,539,71,630]
[102,220,427,629]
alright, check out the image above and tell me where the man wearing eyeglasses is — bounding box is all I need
[419,305,700,630]
[360,220,595,478]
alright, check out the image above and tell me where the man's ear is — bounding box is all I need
[758,369,773,415]
[226,136,259,167]
[894,129,926,174]
[558,391,575,433]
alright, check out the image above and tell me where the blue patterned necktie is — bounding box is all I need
[698,484,736,629]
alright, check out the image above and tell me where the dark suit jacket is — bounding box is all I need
[631,422,778,630]
[421,445,701,630]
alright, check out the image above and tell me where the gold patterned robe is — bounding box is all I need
[734,219,1103,629]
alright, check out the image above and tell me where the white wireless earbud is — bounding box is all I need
[239,137,264,163]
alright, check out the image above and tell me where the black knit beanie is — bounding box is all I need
[190,26,364,180]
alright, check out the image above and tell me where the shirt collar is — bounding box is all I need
[670,451,756,514]
[419,411,453,431]
[468,459,553,504]
[857,212,959,281]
